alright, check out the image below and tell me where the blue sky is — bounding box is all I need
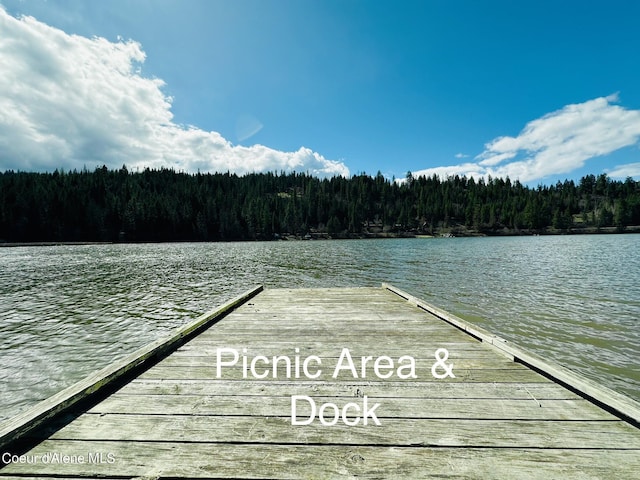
[1,0,640,185]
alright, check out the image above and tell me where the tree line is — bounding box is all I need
[1,166,639,243]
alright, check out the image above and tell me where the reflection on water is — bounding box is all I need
[1,235,639,421]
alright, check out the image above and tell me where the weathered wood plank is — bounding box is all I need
[232,307,425,315]
[218,321,449,330]
[87,393,615,420]
[39,413,640,449]
[118,379,583,400]
[203,328,477,339]
[178,339,489,353]
[212,327,463,338]
[174,342,507,358]
[156,352,518,369]
[136,364,546,382]
[2,441,638,479]
[252,287,383,297]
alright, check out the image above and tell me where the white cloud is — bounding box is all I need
[454,153,469,159]
[0,8,349,177]
[606,162,640,179]
[412,94,640,183]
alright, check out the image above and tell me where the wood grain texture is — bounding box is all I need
[3,441,639,479]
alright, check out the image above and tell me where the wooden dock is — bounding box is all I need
[1,284,639,479]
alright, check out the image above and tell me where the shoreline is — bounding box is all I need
[1,226,640,247]
[0,241,112,248]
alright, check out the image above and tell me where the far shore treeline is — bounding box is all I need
[1,166,639,243]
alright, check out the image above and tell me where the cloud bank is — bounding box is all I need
[413,94,640,183]
[0,8,349,177]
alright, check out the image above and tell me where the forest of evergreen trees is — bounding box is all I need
[1,166,639,243]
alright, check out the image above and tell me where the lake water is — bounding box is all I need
[1,235,639,422]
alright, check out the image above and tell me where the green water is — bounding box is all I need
[1,235,638,421]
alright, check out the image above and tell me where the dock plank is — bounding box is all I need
[85,393,615,420]
[155,352,519,368]
[3,441,639,479]
[40,414,640,449]
[136,364,548,382]
[118,379,584,399]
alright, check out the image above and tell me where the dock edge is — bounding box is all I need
[382,282,640,428]
[0,285,264,450]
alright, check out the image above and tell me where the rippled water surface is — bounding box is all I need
[1,236,639,421]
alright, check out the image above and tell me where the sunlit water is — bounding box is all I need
[1,236,639,421]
